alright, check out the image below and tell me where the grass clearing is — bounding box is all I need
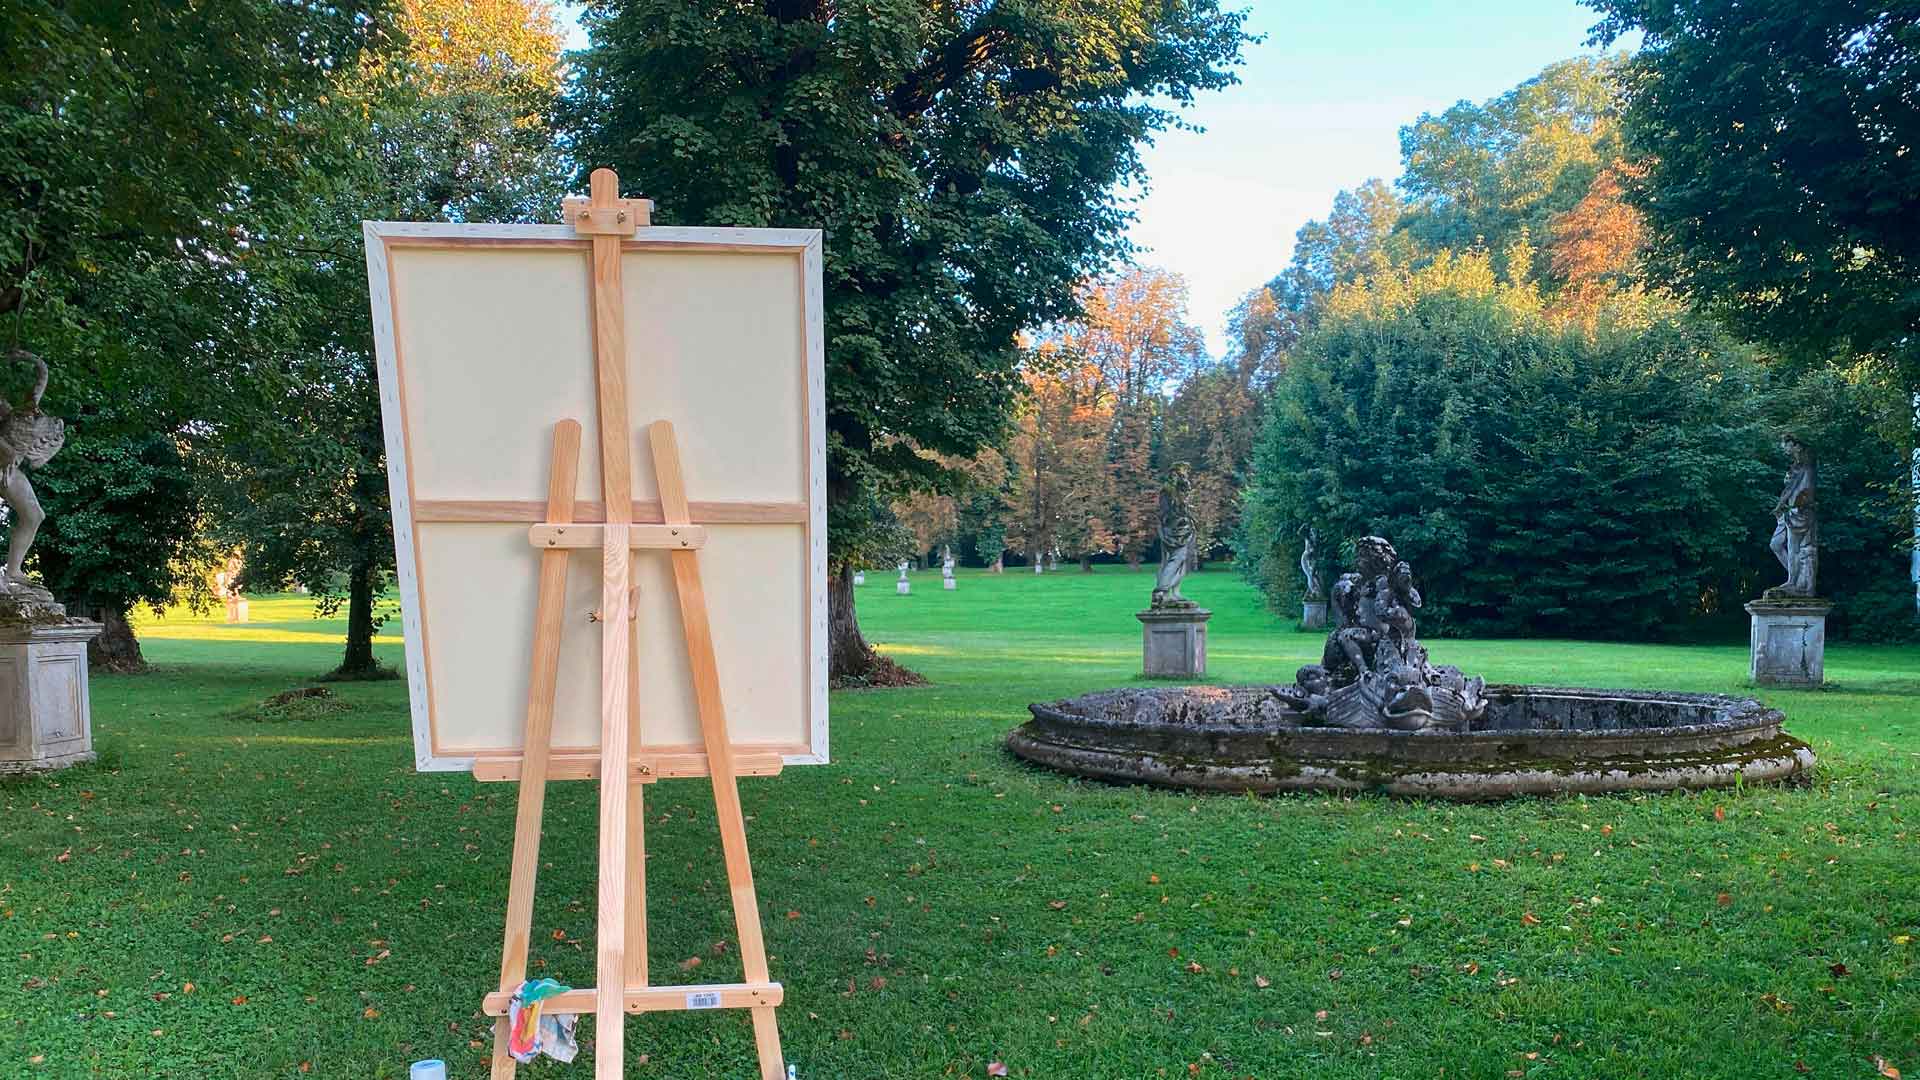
[3,569,1918,1078]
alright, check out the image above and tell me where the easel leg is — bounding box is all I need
[491,420,582,1080]
[625,617,648,992]
[648,421,786,1080]
[594,528,634,1080]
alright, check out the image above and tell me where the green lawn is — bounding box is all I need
[4,568,1919,1078]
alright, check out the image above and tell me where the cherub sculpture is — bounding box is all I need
[1,350,65,594]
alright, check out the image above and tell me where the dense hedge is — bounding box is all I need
[1239,266,1918,641]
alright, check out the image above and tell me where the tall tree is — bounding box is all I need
[1585,0,1920,406]
[566,0,1249,679]
[1003,348,1114,569]
[217,0,569,677]
[1,0,383,665]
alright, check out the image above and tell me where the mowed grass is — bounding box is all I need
[3,570,1919,1079]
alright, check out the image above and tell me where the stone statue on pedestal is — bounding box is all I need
[1298,527,1328,629]
[0,351,102,775]
[1747,434,1830,686]
[1299,528,1322,599]
[1138,472,1211,676]
[1765,434,1818,599]
[1,350,68,622]
[1150,475,1196,609]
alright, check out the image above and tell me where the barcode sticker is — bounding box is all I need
[685,990,722,1010]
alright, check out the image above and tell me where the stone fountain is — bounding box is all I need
[1008,536,1816,799]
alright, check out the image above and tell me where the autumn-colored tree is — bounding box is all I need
[1547,163,1648,319]
[1045,269,1206,564]
[1003,348,1114,569]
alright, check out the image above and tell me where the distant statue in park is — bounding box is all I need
[1150,473,1197,608]
[1764,434,1819,598]
[0,350,66,603]
[1299,527,1323,599]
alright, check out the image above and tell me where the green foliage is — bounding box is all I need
[29,422,199,616]
[566,0,1251,565]
[1396,56,1627,283]
[1587,0,1920,393]
[0,1,384,628]
[209,0,570,675]
[1242,252,1779,638]
[0,0,383,320]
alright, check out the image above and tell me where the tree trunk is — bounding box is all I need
[333,545,380,678]
[990,555,1003,573]
[1080,554,1092,572]
[87,605,145,673]
[828,563,873,678]
[828,563,925,687]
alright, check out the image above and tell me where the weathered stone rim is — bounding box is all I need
[1010,683,1818,800]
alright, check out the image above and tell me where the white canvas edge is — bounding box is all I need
[363,221,457,772]
[800,230,830,765]
[362,219,830,772]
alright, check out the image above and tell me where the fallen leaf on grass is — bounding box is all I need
[1520,912,1541,927]
[1713,806,1726,822]
[1254,975,1270,989]
[1830,962,1850,977]
[679,956,702,972]
[231,995,247,1006]
[1873,1057,1900,1079]
[987,1063,1008,1077]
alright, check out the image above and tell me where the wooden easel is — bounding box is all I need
[478,169,787,1080]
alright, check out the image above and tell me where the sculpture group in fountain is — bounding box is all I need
[1274,535,1488,731]
[1,350,69,623]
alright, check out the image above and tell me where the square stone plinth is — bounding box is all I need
[1745,598,1831,688]
[1137,607,1211,678]
[0,621,105,774]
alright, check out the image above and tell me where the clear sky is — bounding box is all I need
[562,2,1628,356]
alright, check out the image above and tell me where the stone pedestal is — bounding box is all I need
[0,620,105,775]
[1745,598,1831,687]
[896,578,910,595]
[853,571,865,585]
[1137,606,1211,678]
[1301,600,1327,630]
[943,576,956,591]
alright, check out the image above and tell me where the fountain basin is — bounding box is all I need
[1007,684,1816,800]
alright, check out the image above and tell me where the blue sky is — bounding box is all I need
[563,2,1627,355]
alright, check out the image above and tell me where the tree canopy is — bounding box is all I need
[566,0,1249,676]
[1587,0,1920,399]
